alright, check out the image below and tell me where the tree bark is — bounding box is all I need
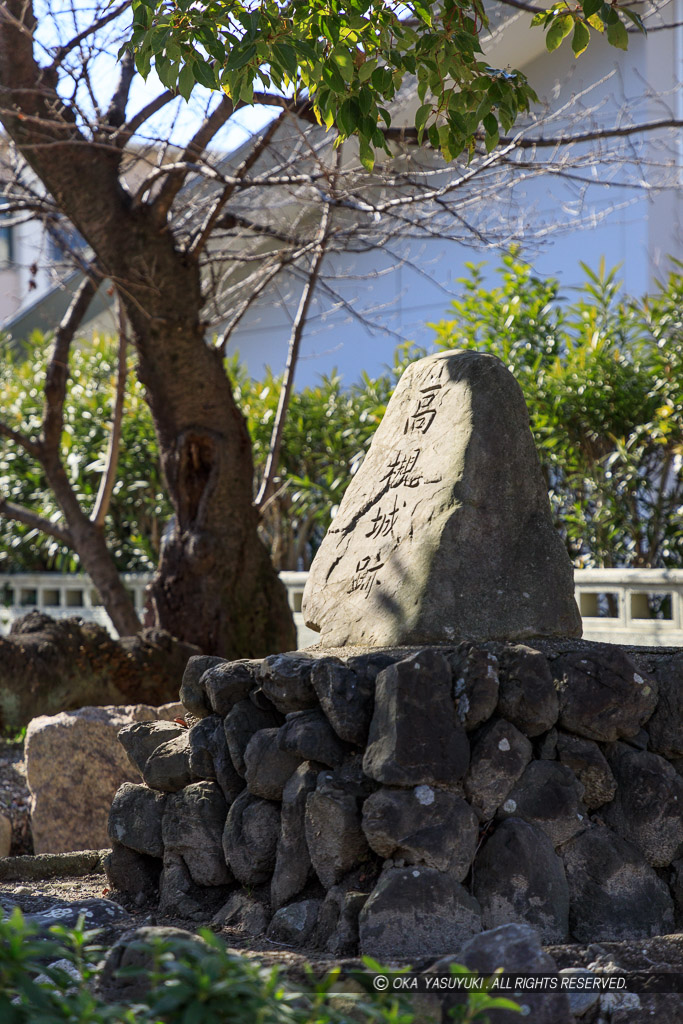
[0,0,296,656]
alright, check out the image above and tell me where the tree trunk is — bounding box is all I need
[0,0,296,658]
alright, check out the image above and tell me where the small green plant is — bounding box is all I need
[0,908,520,1024]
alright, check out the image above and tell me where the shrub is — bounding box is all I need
[0,908,519,1024]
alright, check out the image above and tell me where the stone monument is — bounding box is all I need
[303,349,582,647]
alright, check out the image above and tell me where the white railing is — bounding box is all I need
[1,568,682,648]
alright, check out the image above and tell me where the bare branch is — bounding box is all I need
[113,89,175,145]
[104,49,135,129]
[47,2,131,73]
[0,496,73,546]
[189,112,286,259]
[384,117,683,149]
[92,301,128,527]
[150,96,235,222]
[255,156,337,509]
[0,420,41,459]
[43,269,101,453]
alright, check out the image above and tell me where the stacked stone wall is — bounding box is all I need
[106,640,683,959]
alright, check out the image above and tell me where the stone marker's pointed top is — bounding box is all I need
[302,350,582,647]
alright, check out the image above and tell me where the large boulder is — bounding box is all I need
[647,652,683,759]
[602,745,683,866]
[0,611,197,732]
[222,790,280,886]
[108,782,166,859]
[302,350,581,646]
[310,657,378,745]
[362,650,469,789]
[561,826,675,941]
[162,782,232,887]
[305,769,370,889]
[495,644,559,736]
[447,643,499,730]
[271,762,319,910]
[25,702,182,854]
[453,924,572,1024]
[464,717,532,820]
[361,785,479,878]
[556,732,616,809]
[497,759,587,847]
[359,866,482,958]
[472,817,570,943]
[551,648,658,742]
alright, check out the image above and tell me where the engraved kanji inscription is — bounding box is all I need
[404,382,442,435]
[365,496,400,539]
[348,553,384,598]
[380,449,421,488]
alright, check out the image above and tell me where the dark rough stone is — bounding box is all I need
[363,650,469,789]
[104,840,161,897]
[266,899,322,947]
[201,660,259,717]
[162,781,231,887]
[562,826,675,941]
[306,770,370,889]
[314,885,368,955]
[310,658,375,746]
[278,709,347,768]
[158,850,231,920]
[496,644,559,736]
[244,728,303,800]
[117,720,186,776]
[141,731,194,793]
[211,892,270,935]
[556,732,616,809]
[222,790,280,886]
[96,926,208,1003]
[361,785,478,879]
[259,654,317,713]
[447,643,499,730]
[188,715,244,802]
[108,782,166,859]
[463,718,532,820]
[472,818,569,943]
[453,923,572,1024]
[0,612,198,732]
[358,866,482,958]
[346,653,397,684]
[552,649,658,742]
[648,653,683,759]
[179,655,225,718]
[224,699,283,777]
[672,857,683,924]
[249,687,278,711]
[23,897,130,938]
[271,762,319,911]
[602,745,683,867]
[498,760,587,847]
[536,727,558,760]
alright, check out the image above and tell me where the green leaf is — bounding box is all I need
[581,0,602,17]
[572,21,591,56]
[546,14,575,52]
[177,62,195,101]
[224,43,256,72]
[606,18,629,50]
[359,136,374,171]
[192,58,217,90]
[622,8,646,33]
[415,102,432,135]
